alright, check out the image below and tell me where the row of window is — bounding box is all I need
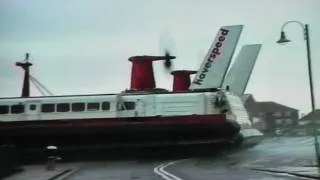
[259,111,293,118]
[41,102,111,113]
[273,111,292,117]
[275,118,293,125]
[0,101,135,115]
[0,104,24,114]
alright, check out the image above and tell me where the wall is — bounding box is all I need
[0,145,20,178]
[262,110,299,135]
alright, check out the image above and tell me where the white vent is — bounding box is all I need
[225,94,252,128]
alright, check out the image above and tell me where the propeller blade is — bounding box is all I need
[159,29,176,72]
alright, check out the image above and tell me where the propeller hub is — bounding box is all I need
[163,50,175,70]
[164,59,172,69]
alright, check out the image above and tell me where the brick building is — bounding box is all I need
[257,101,299,135]
[241,94,299,135]
[297,109,320,135]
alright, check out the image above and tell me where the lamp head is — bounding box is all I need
[277,31,291,44]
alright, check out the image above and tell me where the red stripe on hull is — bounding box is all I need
[0,114,227,129]
[0,114,240,148]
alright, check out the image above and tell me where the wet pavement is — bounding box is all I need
[166,136,319,180]
[3,163,81,180]
[5,136,320,180]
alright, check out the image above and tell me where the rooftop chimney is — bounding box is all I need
[129,55,175,91]
[171,70,197,92]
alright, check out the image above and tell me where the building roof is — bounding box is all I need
[257,101,298,113]
[241,94,260,117]
[241,94,254,103]
[300,109,320,122]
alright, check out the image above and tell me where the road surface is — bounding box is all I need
[57,136,317,180]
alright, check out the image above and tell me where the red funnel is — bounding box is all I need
[129,55,175,91]
[171,70,197,92]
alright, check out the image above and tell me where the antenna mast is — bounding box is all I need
[16,53,33,98]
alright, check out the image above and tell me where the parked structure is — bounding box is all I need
[297,110,320,135]
[257,101,299,135]
[241,94,300,135]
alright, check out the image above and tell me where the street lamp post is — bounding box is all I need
[277,21,318,165]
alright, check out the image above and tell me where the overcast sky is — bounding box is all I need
[1,0,319,114]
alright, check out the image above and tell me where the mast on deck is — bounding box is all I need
[16,53,33,98]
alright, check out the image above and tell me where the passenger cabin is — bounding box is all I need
[0,91,229,122]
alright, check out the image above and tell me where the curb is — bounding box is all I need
[250,168,320,180]
[47,168,81,180]
[47,169,72,180]
[0,167,24,179]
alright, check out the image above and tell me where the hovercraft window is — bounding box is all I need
[0,105,9,114]
[102,102,110,110]
[29,104,37,111]
[87,102,100,111]
[57,103,70,112]
[72,103,85,112]
[120,102,135,110]
[41,104,55,113]
[11,104,24,114]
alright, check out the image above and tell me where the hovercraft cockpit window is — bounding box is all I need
[119,102,135,110]
[102,102,110,110]
[72,103,85,112]
[29,104,37,111]
[11,104,24,114]
[41,104,55,113]
[0,105,9,114]
[57,103,70,112]
[87,102,100,111]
